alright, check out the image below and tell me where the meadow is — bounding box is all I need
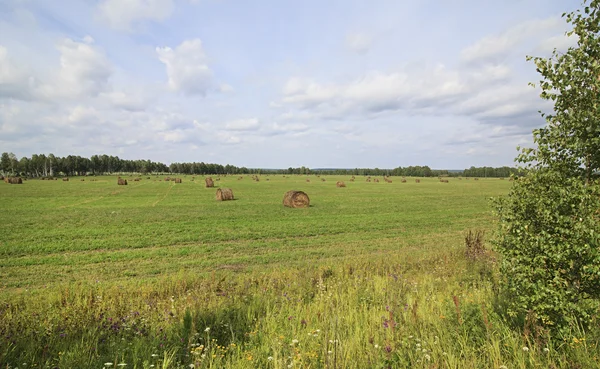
[0,175,597,368]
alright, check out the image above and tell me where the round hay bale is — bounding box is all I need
[62,178,69,182]
[175,178,182,183]
[415,179,421,183]
[81,179,85,181]
[283,190,310,208]
[216,188,234,201]
[9,177,23,184]
[205,177,214,187]
[401,179,407,183]
[118,178,128,185]
[336,181,346,188]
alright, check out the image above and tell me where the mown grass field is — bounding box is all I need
[1,175,598,368]
[0,175,501,290]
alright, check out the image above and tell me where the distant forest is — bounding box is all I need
[0,152,520,178]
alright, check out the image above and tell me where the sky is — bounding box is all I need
[0,0,582,169]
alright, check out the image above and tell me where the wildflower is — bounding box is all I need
[499,366,508,369]
[151,354,158,357]
[424,354,431,361]
[522,347,529,352]
[292,339,299,344]
[543,347,550,353]
[205,327,210,332]
[118,364,127,367]
[374,344,379,349]
[189,365,195,368]
[268,357,273,361]
[104,364,113,367]
[328,351,332,355]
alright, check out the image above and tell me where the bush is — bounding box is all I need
[493,170,600,330]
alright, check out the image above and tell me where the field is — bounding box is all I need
[0,176,597,368]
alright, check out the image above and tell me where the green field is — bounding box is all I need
[1,176,598,368]
[0,175,502,290]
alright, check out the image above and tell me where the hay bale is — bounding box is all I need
[415,179,421,183]
[321,178,326,182]
[306,179,310,183]
[8,177,22,184]
[401,179,407,183]
[118,178,128,185]
[205,177,214,187]
[336,181,346,188]
[62,178,69,182]
[474,178,479,181]
[440,179,449,183]
[175,178,182,183]
[283,190,310,208]
[81,179,85,181]
[216,188,234,201]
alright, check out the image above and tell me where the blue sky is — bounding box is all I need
[0,0,581,168]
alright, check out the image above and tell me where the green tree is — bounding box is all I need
[0,152,10,174]
[494,0,600,331]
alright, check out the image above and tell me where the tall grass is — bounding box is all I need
[2,249,598,368]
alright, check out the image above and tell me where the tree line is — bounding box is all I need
[0,152,519,178]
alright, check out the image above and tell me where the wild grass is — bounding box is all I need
[0,175,598,368]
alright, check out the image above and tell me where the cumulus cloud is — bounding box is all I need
[0,46,37,101]
[97,0,174,31]
[39,37,112,100]
[156,39,214,96]
[279,62,514,120]
[224,118,260,131]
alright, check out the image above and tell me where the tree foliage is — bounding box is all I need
[494,0,600,331]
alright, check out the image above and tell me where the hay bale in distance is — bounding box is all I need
[8,177,23,184]
[118,178,128,185]
[401,179,407,183]
[283,190,310,208]
[216,188,234,201]
[62,178,69,182]
[415,179,421,183]
[175,178,182,183]
[205,177,214,188]
[336,181,346,187]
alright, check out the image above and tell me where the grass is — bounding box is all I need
[0,175,598,368]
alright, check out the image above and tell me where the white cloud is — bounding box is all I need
[98,0,174,31]
[67,105,98,124]
[224,118,260,131]
[156,39,214,96]
[100,91,147,111]
[39,38,112,99]
[461,16,565,64]
[346,32,372,54]
[0,45,37,100]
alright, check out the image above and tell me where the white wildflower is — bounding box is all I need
[204,327,210,332]
[522,346,529,352]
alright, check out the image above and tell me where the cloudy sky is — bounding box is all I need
[0,0,581,169]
